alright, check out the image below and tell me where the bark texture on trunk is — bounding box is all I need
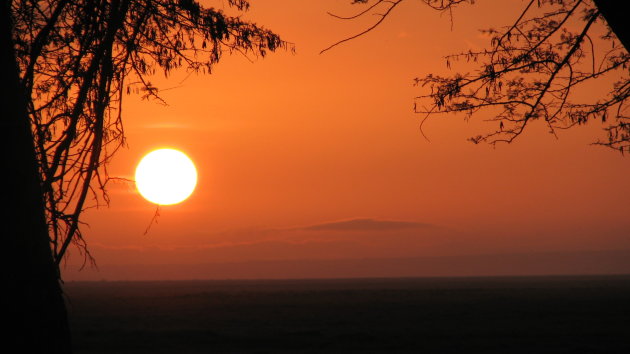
[1,2,72,353]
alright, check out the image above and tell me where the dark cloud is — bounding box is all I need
[299,218,433,232]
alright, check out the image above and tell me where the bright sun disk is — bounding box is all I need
[135,148,197,205]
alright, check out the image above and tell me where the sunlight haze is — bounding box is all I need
[65,0,630,280]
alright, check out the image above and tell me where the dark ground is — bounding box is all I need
[65,275,630,353]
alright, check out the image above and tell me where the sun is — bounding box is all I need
[135,148,198,205]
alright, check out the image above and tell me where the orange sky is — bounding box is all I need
[65,0,630,280]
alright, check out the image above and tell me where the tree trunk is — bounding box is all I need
[1,2,72,353]
[593,0,630,53]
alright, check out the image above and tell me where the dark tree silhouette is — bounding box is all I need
[4,0,290,352]
[324,0,630,153]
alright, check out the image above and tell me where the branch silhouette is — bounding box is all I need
[11,0,293,269]
[324,0,630,152]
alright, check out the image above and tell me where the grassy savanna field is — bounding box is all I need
[66,275,630,353]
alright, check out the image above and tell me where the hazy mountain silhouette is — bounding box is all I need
[298,218,434,231]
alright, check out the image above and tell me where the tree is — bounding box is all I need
[324,0,630,153]
[4,1,290,352]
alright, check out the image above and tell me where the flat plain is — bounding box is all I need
[65,275,630,353]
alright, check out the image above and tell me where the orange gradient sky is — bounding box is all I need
[65,0,630,280]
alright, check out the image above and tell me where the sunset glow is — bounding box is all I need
[12,1,630,352]
[65,0,630,282]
